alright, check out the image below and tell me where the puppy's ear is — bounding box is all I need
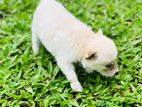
[85,51,97,60]
[97,28,103,35]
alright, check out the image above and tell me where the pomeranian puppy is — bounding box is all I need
[32,0,118,92]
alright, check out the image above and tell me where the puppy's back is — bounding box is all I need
[33,0,79,36]
[32,0,94,61]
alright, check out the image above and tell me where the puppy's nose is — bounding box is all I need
[115,72,119,75]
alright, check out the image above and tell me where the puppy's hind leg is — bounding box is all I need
[32,27,40,55]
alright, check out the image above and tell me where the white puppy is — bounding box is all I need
[32,0,118,92]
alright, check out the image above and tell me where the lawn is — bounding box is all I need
[0,0,142,106]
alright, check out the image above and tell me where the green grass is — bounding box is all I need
[0,0,142,106]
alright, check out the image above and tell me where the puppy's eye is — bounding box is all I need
[105,63,113,68]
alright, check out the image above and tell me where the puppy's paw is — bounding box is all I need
[85,68,93,73]
[70,82,83,92]
[32,46,39,55]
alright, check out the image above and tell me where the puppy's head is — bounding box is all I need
[81,29,118,77]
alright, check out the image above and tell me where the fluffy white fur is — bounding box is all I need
[32,0,118,92]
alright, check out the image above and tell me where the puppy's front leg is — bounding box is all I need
[57,59,83,92]
[85,68,93,73]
